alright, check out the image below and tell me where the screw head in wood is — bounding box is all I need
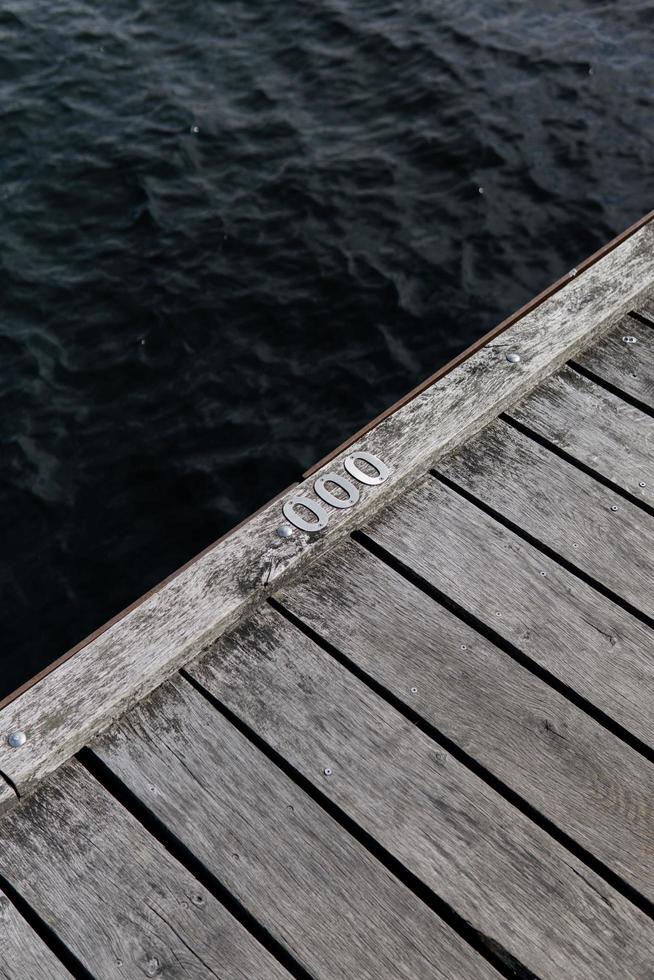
[622,335,637,344]
[610,505,618,512]
[276,525,294,538]
[505,352,521,364]
[7,731,26,748]
[569,268,578,278]
[410,686,418,693]
[639,481,646,488]
[323,767,332,776]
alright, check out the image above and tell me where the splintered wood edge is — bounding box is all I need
[1,219,653,802]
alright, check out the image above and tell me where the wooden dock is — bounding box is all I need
[1,212,654,979]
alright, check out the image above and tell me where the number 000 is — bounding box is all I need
[282,451,390,533]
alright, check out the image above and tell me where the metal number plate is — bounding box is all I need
[344,451,391,486]
[282,495,329,532]
[314,472,360,509]
[281,451,390,533]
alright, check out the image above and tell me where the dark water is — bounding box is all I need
[2,0,653,698]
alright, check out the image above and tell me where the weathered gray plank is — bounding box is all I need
[92,676,499,980]
[436,418,654,618]
[0,891,72,980]
[187,604,654,980]
[3,221,654,796]
[276,538,654,902]
[508,364,654,502]
[364,476,654,751]
[0,761,291,980]
[574,316,654,410]
[635,301,654,325]
[0,777,16,816]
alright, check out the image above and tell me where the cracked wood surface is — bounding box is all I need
[1,219,654,798]
[275,537,654,903]
[363,477,654,752]
[0,761,291,980]
[91,676,498,980]
[508,362,654,503]
[0,890,73,980]
[184,604,654,980]
[435,418,654,619]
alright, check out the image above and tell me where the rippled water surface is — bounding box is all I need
[2,0,653,696]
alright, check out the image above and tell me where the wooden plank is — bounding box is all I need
[276,538,654,902]
[635,301,654,325]
[186,604,654,980]
[365,475,654,750]
[2,221,654,797]
[92,676,499,980]
[574,316,654,410]
[435,418,654,618]
[508,364,654,503]
[0,761,292,980]
[0,777,16,816]
[0,891,73,980]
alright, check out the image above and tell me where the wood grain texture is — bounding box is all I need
[508,364,654,503]
[636,303,654,325]
[276,538,654,902]
[436,418,654,618]
[364,476,654,752]
[0,892,72,980]
[92,676,497,980]
[2,221,654,798]
[93,680,496,980]
[574,316,654,410]
[0,778,16,816]
[0,760,291,980]
[187,604,654,980]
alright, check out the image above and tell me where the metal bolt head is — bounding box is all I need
[569,268,578,278]
[610,505,618,512]
[622,335,637,344]
[323,767,332,776]
[410,686,418,694]
[7,731,26,748]
[639,481,646,488]
[506,352,521,364]
[276,525,294,538]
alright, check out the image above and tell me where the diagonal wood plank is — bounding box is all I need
[0,890,73,980]
[276,538,654,902]
[574,316,654,410]
[92,676,499,980]
[3,220,654,798]
[364,475,654,752]
[435,418,654,618]
[0,778,16,817]
[186,604,654,980]
[0,761,292,980]
[508,364,654,503]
